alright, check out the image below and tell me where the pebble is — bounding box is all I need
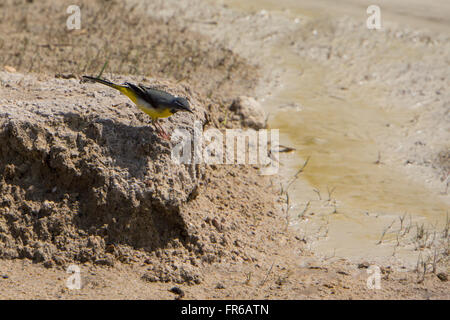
[358,262,370,269]
[215,282,225,289]
[169,286,185,297]
[436,273,447,282]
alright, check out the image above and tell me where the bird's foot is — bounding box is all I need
[158,130,171,141]
[153,120,171,141]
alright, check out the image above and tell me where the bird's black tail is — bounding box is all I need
[82,75,132,97]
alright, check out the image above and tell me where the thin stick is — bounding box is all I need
[377,219,395,245]
[260,262,274,286]
[285,156,310,192]
[298,201,310,218]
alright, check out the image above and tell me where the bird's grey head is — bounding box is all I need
[171,97,193,114]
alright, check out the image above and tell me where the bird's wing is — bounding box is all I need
[139,85,176,106]
[122,82,155,106]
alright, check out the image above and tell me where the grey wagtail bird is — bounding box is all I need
[82,75,193,140]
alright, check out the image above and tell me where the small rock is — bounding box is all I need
[380,266,391,274]
[1,274,9,279]
[169,286,185,297]
[215,282,225,289]
[55,73,76,79]
[212,218,222,232]
[358,261,370,269]
[141,272,159,283]
[53,256,66,266]
[437,273,448,282]
[94,256,115,267]
[229,96,266,129]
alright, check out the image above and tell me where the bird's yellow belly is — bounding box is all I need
[119,89,173,120]
[138,104,173,120]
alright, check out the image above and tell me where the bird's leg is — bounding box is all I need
[153,119,170,140]
[152,119,163,137]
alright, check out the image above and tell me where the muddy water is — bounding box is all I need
[264,52,448,265]
[220,0,449,265]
